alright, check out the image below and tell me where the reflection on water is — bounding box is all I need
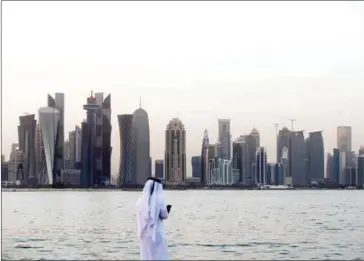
[2,190,364,260]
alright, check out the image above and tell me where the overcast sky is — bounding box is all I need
[2,1,364,176]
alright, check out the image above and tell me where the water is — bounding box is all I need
[1,190,364,260]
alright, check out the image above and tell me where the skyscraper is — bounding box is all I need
[277,127,291,164]
[254,147,267,185]
[74,125,82,170]
[154,160,164,179]
[337,126,352,168]
[164,118,186,183]
[191,156,202,178]
[48,93,65,172]
[200,129,210,185]
[38,107,60,185]
[8,144,23,181]
[131,106,150,185]
[117,114,133,185]
[250,128,260,148]
[289,131,307,187]
[306,131,325,182]
[357,148,364,187]
[232,135,250,184]
[68,130,76,169]
[326,152,333,181]
[35,123,46,184]
[331,148,340,184]
[18,114,37,185]
[218,119,231,159]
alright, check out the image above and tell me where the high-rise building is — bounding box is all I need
[250,128,260,148]
[254,147,267,185]
[289,131,307,187]
[38,107,60,185]
[35,123,46,184]
[337,126,352,168]
[357,149,364,187]
[155,160,164,179]
[80,93,112,187]
[209,158,233,185]
[117,114,133,185]
[164,118,186,183]
[266,163,284,185]
[306,131,324,182]
[1,155,9,181]
[191,156,201,178]
[48,93,65,174]
[326,153,333,181]
[74,125,82,170]
[330,148,340,184]
[218,119,231,159]
[68,130,76,169]
[131,105,150,185]
[200,129,210,185]
[245,134,258,185]
[63,140,72,169]
[232,135,250,184]
[18,114,37,185]
[277,127,291,164]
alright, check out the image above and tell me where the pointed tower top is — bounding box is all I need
[139,96,142,108]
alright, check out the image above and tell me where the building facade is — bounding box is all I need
[164,118,186,183]
[200,129,210,185]
[306,131,325,182]
[118,114,133,185]
[191,156,201,178]
[289,131,307,187]
[232,136,250,184]
[254,147,267,185]
[154,160,164,179]
[357,153,364,187]
[38,107,60,185]
[131,107,150,185]
[218,119,231,159]
[337,126,352,168]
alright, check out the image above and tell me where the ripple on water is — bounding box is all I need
[2,190,364,260]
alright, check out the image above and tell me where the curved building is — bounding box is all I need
[289,131,307,186]
[117,114,133,185]
[306,131,324,182]
[131,108,150,185]
[38,107,60,185]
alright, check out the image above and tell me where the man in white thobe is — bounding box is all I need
[136,177,171,260]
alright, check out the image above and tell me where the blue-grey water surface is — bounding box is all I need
[1,190,364,260]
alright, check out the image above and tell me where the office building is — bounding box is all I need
[306,131,325,182]
[254,147,267,185]
[1,156,9,181]
[18,114,37,185]
[191,156,201,178]
[277,127,291,164]
[326,153,333,181]
[61,169,81,186]
[68,130,76,169]
[80,93,112,187]
[337,126,352,168]
[357,150,364,187]
[48,93,65,174]
[232,135,250,184]
[118,114,133,185]
[209,158,233,185]
[38,107,60,185]
[63,141,72,169]
[329,148,341,184]
[35,123,46,184]
[289,131,307,187]
[155,160,164,179]
[200,129,210,185]
[131,105,150,185]
[74,125,82,169]
[218,119,231,159]
[245,134,258,185]
[266,163,284,185]
[164,118,186,183]
[250,128,260,148]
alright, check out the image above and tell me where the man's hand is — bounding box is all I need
[166,204,172,213]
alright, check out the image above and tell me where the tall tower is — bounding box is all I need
[306,131,325,182]
[164,118,186,183]
[118,114,133,185]
[200,129,210,185]
[254,147,267,185]
[131,106,150,185]
[218,119,231,159]
[337,126,352,168]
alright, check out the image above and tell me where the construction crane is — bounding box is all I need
[288,118,296,131]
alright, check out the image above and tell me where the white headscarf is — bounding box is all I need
[136,179,164,242]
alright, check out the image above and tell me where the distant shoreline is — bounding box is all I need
[1,187,361,192]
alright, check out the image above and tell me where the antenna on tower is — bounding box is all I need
[139,96,142,108]
[288,118,296,131]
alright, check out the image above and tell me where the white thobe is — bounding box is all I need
[137,199,169,260]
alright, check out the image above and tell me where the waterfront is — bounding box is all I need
[2,190,364,260]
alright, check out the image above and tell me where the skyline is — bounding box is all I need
[2,1,364,176]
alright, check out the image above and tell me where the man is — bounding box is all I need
[136,177,172,260]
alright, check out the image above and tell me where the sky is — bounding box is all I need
[2,1,364,177]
